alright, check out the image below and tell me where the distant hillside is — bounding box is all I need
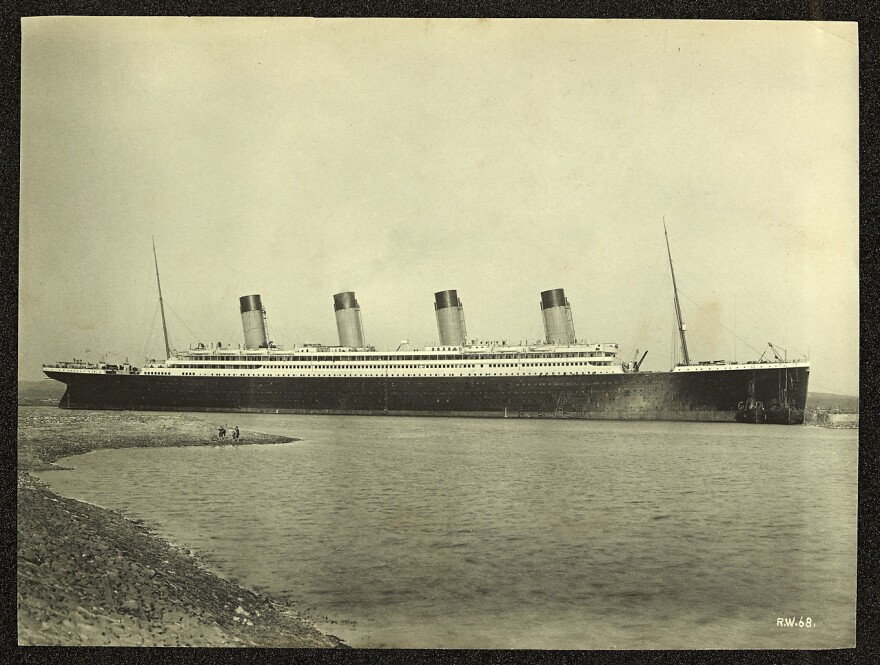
[18,380,65,405]
[806,392,859,412]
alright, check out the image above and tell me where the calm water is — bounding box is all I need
[37,415,857,648]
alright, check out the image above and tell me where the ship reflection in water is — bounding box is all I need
[37,415,856,649]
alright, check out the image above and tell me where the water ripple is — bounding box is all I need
[37,416,857,649]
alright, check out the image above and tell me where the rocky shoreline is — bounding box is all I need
[17,406,346,647]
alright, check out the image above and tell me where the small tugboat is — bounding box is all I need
[736,378,767,424]
[765,360,805,425]
[766,401,804,425]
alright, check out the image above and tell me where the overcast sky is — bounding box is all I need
[19,18,858,394]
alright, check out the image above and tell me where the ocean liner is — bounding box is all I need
[42,232,809,424]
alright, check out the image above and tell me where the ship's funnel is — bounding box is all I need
[240,294,269,349]
[333,291,365,348]
[540,288,576,345]
[434,290,467,346]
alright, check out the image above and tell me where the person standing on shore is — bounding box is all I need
[234,426,240,442]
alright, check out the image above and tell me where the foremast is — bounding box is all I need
[664,219,690,367]
[152,237,173,360]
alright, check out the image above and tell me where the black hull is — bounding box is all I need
[45,365,809,423]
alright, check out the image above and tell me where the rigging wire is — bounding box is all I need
[809,381,858,395]
[139,302,160,362]
[163,300,204,346]
[677,288,763,357]
[625,266,667,363]
[669,260,803,357]
[673,301,696,361]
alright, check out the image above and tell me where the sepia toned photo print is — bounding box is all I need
[18,17,858,649]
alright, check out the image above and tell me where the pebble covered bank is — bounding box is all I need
[17,406,345,647]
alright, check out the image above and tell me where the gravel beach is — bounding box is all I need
[17,406,346,647]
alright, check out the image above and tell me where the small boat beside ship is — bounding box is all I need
[735,379,767,424]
